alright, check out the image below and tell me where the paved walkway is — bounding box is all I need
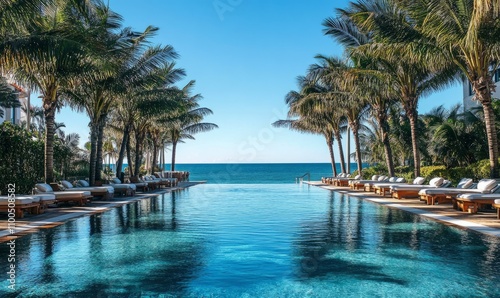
[0,181,205,242]
[307,181,500,238]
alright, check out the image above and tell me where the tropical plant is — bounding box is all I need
[161,81,218,171]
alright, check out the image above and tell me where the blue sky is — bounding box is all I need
[39,0,463,164]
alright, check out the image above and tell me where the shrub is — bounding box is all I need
[0,122,44,194]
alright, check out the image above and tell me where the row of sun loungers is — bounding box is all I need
[322,174,500,218]
[0,174,181,219]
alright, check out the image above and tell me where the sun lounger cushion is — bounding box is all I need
[378,176,387,181]
[413,177,425,185]
[61,180,73,188]
[371,175,379,181]
[77,180,90,187]
[36,183,54,192]
[429,177,444,187]
[112,177,122,184]
[354,174,361,180]
[0,196,34,205]
[388,177,397,182]
[456,193,500,200]
[476,179,497,192]
[32,194,56,202]
[53,191,91,199]
[456,178,473,189]
[396,177,406,183]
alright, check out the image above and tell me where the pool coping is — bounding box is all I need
[306,181,500,238]
[0,181,206,242]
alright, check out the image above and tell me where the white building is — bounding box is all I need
[463,69,500,110]
[0,83,28,125]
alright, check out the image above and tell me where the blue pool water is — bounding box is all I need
[1,184,499,297]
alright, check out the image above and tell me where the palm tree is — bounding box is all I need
[323,14,398,175]
[1,0,101,182]
[342,0,457,177]
[399,0,500,177]
[275,76,341,176]
[161,83,218,171]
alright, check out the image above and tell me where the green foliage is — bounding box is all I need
[469,159,496,181]
[0,122,44,194]
[354,164,387,179]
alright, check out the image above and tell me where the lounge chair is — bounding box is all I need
[34,183,91,206]
[127,176,150,192]
[390,177,445,199]
[323,173,345,185]
[364,176,390,192]
[418,178,474,205]
[154,172,179,187]
[333,174,361,187]
[149,174,178,187]
[57,180,114,200]
[349,175,380,190]
[453,180,500,212]
[104,178,136,196]
[372,177,407,196]
[0,196,40,218]
[493,199,500,219]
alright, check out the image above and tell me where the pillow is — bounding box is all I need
[61,180,74,189]
[354,174,361,180]
[389,177,397,182]
[396,177,406,183]
[429,177,444,187]
[378,176,386,181]
[112,177,122,184]
[36,183,53,192]
[457,178,473,189]
[477,179,497,192]
[78,180,90,187]
[371,175,379,181]
[413,177,425,185]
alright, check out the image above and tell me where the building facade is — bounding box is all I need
[463,69,500,111]
[0,83,28,125]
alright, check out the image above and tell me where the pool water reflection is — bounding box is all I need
[0,184,499,297]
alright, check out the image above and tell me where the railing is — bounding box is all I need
[295,172,310,183]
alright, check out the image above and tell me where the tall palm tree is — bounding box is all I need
[343,0,457,177]
[323,14,397,175]
[161,83,218,171]
[1,0,101,182]
[308,55,370,176]
[398,0,500,177]
[275,76,341,176]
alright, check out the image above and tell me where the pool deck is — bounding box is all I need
[0,181,205,243]
[307,181,500,238]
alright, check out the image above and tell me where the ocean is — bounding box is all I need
[164,163,363,184]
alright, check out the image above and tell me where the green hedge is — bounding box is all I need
[0,122,44,194]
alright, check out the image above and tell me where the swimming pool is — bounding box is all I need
[1,184,499,297]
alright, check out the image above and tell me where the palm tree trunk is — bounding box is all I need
[378,111,395,176]
[116,125,130,178]
[407,106,421,178]
[126,134,133,177]
[476,83,499,178]
[334,131,346,174]
[326,134,337,176]
[88,123,98,185]
[151,142,158,174]
[351,122,363,177]
[171,141,177,171]
[134,131,144,177]
[43,99,57,183]
[95,116,106,183]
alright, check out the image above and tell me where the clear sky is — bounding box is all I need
[36,0,463,164]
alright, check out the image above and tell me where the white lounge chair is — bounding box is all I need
[59,180,114,200]
[390,177,446,199]
[34,183,92,206]
[418,178,474,205]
